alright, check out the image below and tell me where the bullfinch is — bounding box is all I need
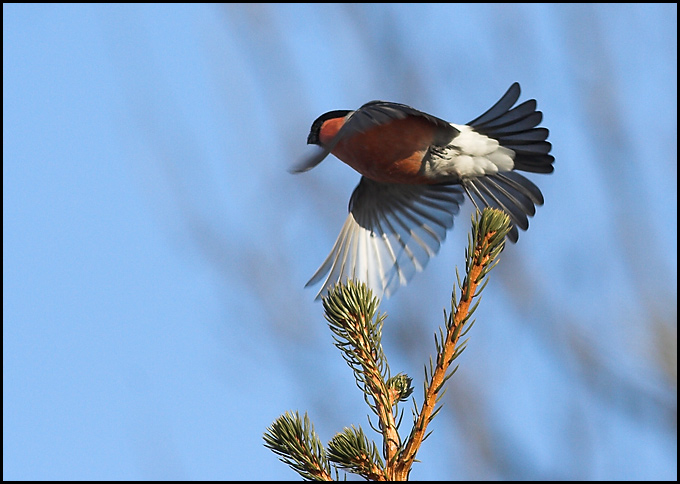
[292,83,554,300]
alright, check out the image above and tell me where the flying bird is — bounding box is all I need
[292,83,554,300]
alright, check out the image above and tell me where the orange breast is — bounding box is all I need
[324,117,437,184]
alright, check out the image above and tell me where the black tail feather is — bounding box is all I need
[470,83,555,175]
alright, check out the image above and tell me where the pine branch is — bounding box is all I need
[263,411,333,481]
[264,208,510,481]
[395,208,510,479]
[322,281,402,478]
[327,425,385,480]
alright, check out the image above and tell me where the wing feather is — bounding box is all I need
[307,177,464,299]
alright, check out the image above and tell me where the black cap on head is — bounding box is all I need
[307,110,351,145]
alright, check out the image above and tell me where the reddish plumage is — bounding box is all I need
[318,116,437,184]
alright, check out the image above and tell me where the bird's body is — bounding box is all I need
[293,83,554,300]
[319,115,438,184]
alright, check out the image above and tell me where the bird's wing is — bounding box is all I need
[344,101,459,145]
[306,176,465,300]
[291,101,459,173]
[461,171,544,243]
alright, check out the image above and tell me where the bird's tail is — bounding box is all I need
[463,83,554,242]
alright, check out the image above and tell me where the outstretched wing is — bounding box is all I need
[307,176,465,300]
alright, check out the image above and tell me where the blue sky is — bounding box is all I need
[4,4,677,480]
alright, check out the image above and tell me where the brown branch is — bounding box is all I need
[309,462,334,481]
[348,314,399,480]
[393,229,499,480]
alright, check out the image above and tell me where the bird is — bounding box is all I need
[292,83,554,300]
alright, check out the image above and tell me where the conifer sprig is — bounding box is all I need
[396,209,510,479]
[264,208,511,481]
